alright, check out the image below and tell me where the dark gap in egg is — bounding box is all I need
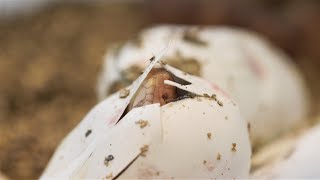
[117,110,128,124]
[169,70,197,102]
[172,72,192,86]
[112,155,140,179]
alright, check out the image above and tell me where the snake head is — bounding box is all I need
[128,68,177,110]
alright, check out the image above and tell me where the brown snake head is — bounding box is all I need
[128,68,177,110]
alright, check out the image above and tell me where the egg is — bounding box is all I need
[251,123,320,178]
[97,25,309,147]
[41,52,251,179]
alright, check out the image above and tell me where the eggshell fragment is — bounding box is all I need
[41,47,167,178]
[97,25,309,147]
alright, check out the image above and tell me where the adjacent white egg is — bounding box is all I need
[42,53,251,179]
[252,123,320,178]
[97,25,309,147]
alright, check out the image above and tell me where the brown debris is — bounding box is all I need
[207,132,212,140]
[183,28,208,46]
[104,155,114,167]
[217,100,223,107]
[203,94,217,100]
[247,123,251,132]
[203,160,207,165]
[140,145,149,157]
[164,56,201,76]
[149,56,155,62]
[85,129,92,137]
[216,153,221,160]
[211,94,217,100]
[105,173,113,179]
[135,120,149,129]
[119,89,130,98]
[231,143,237,152]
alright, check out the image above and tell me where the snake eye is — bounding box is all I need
[162,94,168,102]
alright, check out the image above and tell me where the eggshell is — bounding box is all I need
[251,124,320,178]
[97,25,309,146]
[41,47,166,178]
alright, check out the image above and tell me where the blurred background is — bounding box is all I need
[0,0,319,179]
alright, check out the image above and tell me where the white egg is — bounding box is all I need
[41,55,251,179]
[97,25,309,147]
[252,123,320,178]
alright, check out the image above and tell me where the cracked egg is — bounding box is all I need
[41,51,251,179]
